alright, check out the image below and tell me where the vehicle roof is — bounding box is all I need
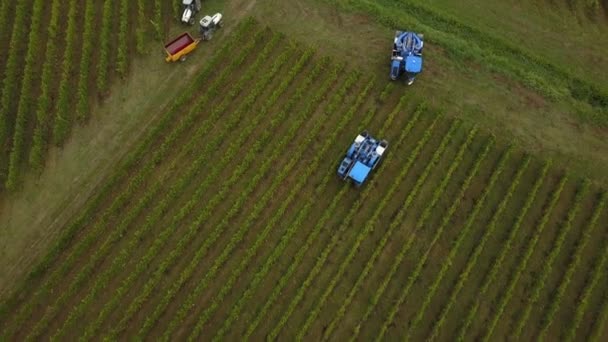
[349,161,371,184]
[405,55,423,73]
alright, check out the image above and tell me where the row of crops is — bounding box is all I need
[0,19,606,341]
[523,0,608,16]
[564,0,608,16]
[0,0,172,190]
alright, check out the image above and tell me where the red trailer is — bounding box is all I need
[164,32,201,62]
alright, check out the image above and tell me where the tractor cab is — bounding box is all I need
[404,55,422,85]
[337,131,388,187]
[390,31,424,85]
[181,0,201,25]
[199,13,223,40]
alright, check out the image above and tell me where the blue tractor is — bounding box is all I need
[390,31,424,85]
[337,131,388,187]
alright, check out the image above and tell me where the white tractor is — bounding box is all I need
[181,0,201,25]
[199,13,223,40]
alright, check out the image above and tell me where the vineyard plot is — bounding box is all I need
[0,19,606,342]
[0,0,171,190]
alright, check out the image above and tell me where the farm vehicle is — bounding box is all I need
[164,32,201,62]
[390,31,424,85]
[165,11,223,62]
[337,131,388,186]
[179,0,224,39]
[199,13,223,41]
[181,0,202,25]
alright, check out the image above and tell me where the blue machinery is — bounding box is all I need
[336,33,423,186]
[390,31,424,85]
[337,131,388,186]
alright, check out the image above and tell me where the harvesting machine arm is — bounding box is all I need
[337,131,388,186]
[390,31,424,85]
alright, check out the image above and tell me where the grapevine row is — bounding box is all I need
[268,110,424,342]
[87,33,284,339]
[154,0,164,40]
[428,155,532,341]
[402,146,515,341]
[482,174,569,341]
[359,86,394,132]
[0,21,260,338]
[142,46,315,340]
[324,126,478,340]
[353,136,493,342]
[250,191,353,337]
[44,26,266,307]
[78,31,284,340]
[185,56,355,342]
[455,159,551,341]
[136,0,146,53]
[191,67,373,337]
[105,42,299,339]
[215,68,371,341]
[31,35,278,337]
[378,82,395,102]
[116,0,129,77]
[0,20,258,321]
[75,0,96,122]
[51,0,79,146]
[50,184,167,339]
[268,112,440,340]
[242,75,392,340]
[511,180,590,339]
[0,1,13,64]
[3,1,82,325]
[297,119,461,340]
[0,0,28,171]
[61,24,267,300]
[564,197,608,342]
[176,58,333,339]
[28,0,72,169]
[165,65,358,342]
[590,284,608,342]
[173,63,349,342]
[541,193,607,341]
[4,0,45,189]
[53,36,286,340]
[32,154,163,336]
[96,0,113,93]
[378,95,407,135]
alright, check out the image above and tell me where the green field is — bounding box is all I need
[0,0,607,341]
[0,0,179,191]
